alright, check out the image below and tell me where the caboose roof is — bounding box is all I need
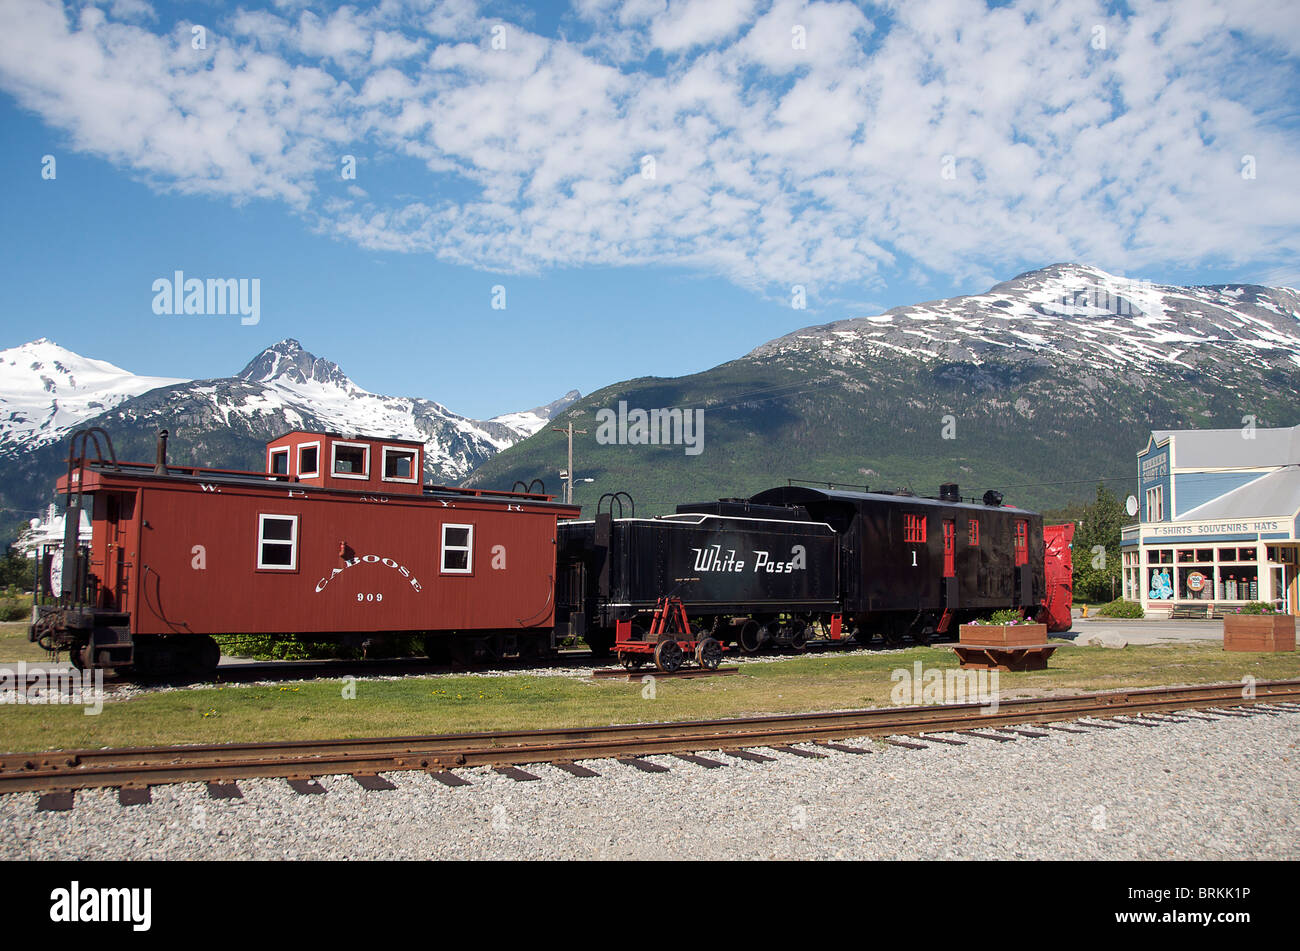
[267,429,425,447]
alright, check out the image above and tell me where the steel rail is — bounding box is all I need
[2,679,1297,795]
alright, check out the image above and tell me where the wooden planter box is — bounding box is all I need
[959,622,1046,647]
[1223,614,1296,652]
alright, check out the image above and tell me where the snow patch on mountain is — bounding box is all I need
[751,264,1300,380]
[490,389,583,438]
[0,338,186,452]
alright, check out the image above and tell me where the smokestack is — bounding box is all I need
[154,429,169,475]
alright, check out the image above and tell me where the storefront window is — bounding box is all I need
[1178,566,1214,601]
[1148,565,1174,600]
[1217,568,1259,601]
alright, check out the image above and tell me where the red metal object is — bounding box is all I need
[614,597,726,671]
[942,519,955,577]
[616,597,692,655]
[55,431,579,638]
[830,613,842,640]
[1040,522,1075,633]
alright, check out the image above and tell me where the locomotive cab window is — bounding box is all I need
[332,442,370,479]
[257,514,299,570]
[382,446,419,483]
[298,442,320,477]
[441,524,473,574]
[268,448,289,476]
[904,513,927,544]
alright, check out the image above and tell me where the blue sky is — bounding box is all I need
[1,0,1298,419]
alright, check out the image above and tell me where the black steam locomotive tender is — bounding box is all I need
[556,482,1046,656]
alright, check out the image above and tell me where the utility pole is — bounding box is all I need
[551,421,587,504]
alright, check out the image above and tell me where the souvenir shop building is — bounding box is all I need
[1120,424,1300,614]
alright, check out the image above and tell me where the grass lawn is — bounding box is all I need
[0,621,49,665]
[0,641,1296,754]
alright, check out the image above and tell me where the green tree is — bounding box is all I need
[0,546,34,591]
[1072,483,1125,603]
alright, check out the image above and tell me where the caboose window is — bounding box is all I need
[269,448,289,476]
[441,524,473,574]
[382,446,419,483]
[1014,520,1028,566]
[332,442,370,479]
[904,513,927,544]
[257,514,298,570]
[298,443,320,477]
[968,520,979,545]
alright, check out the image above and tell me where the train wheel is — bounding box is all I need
[619,652,646,670]
[788,621,808,652]
[69,640,90,670]
[738,620,762,654]
[696,637,722,670]
[654,638,684,673]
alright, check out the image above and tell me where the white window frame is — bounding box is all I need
[297,441,321,478]
[267,447,290,477]
[440,523,474,575]
[381,445,420,484]
[331,441,371,480]
[257,514,299,571]
[1145,486,1164,522]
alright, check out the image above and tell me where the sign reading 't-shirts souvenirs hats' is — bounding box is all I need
[1145,518,1286,538]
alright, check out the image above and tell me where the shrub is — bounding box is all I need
[1236,602,1279,615]
[0,585,30,622]
[970,609,1032,626]
[211,634,426,661]
[1095,598,1144,619]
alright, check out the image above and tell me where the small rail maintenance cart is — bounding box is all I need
[615,597,725,672]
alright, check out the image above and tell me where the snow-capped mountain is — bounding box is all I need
[203,338,525,478]
[70,338,578,482]
[0,339,580,538]
[470,263,1300,515]
[752,263,1300,378]
[490,390,582,438]
[0,338,186,453]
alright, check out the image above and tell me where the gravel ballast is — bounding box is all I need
[2,709,1296,860]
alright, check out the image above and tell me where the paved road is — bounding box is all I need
[1066,616,1225,645]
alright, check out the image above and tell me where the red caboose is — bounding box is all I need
[31,428,579,675]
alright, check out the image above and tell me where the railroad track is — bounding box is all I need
[4,679,1298,804]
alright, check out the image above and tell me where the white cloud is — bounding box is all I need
[650,0,757,53]
[1,0,1298,296]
